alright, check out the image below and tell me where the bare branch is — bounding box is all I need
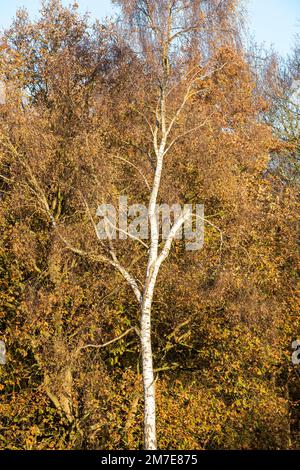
[169,24,202,43]
[0,174,14,183]
[113,155,151,190]
[6,140,143,306]
[111,253,143,304]
[114,138,155,168]
[196,213,224,253]
[78,327,140,352]
[132,106,155,137]
[155,209,191,271]
[165,63,228,138]
[164,114,213,155]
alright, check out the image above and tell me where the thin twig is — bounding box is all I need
[78,327,140,351]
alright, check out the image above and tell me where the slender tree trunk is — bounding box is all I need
[140,293,156,449]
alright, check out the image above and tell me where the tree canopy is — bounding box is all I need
[0,0,299,450]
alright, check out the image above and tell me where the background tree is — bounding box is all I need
[0,0,299,450]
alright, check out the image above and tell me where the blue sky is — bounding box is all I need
[0,0,299,56]
[246,0,300,55]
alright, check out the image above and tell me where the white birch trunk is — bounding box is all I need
[140,301,156,449]
[140,150,164,449]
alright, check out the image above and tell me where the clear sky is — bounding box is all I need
[0,0,299,56]
[246,0,300,55]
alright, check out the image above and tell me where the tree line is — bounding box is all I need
[0,0,299,450]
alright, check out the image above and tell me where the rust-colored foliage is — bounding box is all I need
[0,0,299,449]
